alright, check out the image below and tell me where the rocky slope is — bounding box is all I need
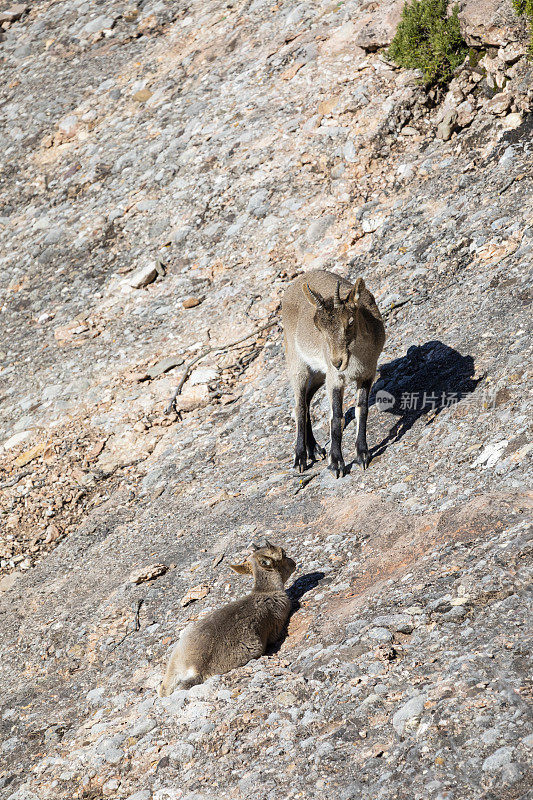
[0,1,532,799]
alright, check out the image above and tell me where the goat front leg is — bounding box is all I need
[305,376,326,462]
[292,374,309,473]
[354,377,372,470]
[327,377,345,478]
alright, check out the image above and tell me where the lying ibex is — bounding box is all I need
[158,542,295,696]
[282,269,385,477]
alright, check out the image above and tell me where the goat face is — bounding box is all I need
[252,541,296,583]
[232,542,296,584]
[302,281,357,372]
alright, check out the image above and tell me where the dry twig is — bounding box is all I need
[164,320,278,413]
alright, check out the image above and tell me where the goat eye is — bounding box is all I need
[348,317,354,325]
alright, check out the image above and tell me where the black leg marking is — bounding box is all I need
[354,378,372,470]
[305,377,326,462]
[294,381,308,473]
[328,385,345,478]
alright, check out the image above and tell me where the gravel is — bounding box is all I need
[0,1,532,799]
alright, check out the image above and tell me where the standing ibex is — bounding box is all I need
[158,542,296,696]
[282,270,385,477]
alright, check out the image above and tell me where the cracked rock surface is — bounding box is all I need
[0,1,532,799]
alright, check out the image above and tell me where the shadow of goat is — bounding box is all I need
[345,340,482,465]
[267,571,325,655]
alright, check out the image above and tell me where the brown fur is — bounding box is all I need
[158,543,296,696]
[282,269,385,477]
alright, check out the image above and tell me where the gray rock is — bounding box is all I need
[482,746,514,772]
[486,92,512,115]
[367,626,393,642]
[83,15,116,35]
[6,788,40,800]
[169,742,195,764]
[128,264,159,289]
[373,614,414,633]
[0,1,532,798]
[481,726,500,745]
[172,226,192,244]
[392,694,427,735]
[147,356,184,379]
[86,688,105,706]
[306,215,335,242]
[129,718,157,737]
[441,605,468,622]
[436,109,457,141]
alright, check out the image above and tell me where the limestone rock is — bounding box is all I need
[354,1,404,52]
[128,564,168,585]
[436,109,458,140]
[128,263,159,289]
[486,92,512,116]
[0,4,28,25]
[457,0,529,48]
[392,694,427,735]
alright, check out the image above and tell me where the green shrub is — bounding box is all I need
[512,0,533,56]
[387,0,468,88]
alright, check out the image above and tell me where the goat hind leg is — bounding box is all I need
[292,372,309,473]
[354,378,372,470]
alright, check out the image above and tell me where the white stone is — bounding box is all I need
[124,792,151,800]
[188,366,218,386]
[86,687,105,705]
[343,140,357,162]
[6,787,40,800]
[58,115,77,136]
[128,263,158,289]
[500,113,523,130]
[392,694,427,735]
[83,15,116,35]
[2,430,32,450]
[473,440,508,468]
[129,718,157,737]
[362,215,384,233]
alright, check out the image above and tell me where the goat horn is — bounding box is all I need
[264,539,275,548]
[306,283,324,308]
[334,280,341,308]
[251,542,261,551]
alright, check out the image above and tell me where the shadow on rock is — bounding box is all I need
[268,571,325,654]
[287,571,325,606]
[346,340,482,464]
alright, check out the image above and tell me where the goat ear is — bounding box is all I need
[346,277,365,308]
[230,562,252,575]
[265,540,282,560]
[302,283,324,309]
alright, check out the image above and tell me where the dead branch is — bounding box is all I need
[164,320,279,414]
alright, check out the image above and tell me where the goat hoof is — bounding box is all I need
[307,443,326,461]
[328,458,346,479]
[354,449,370,470]
[294,453,308,473]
